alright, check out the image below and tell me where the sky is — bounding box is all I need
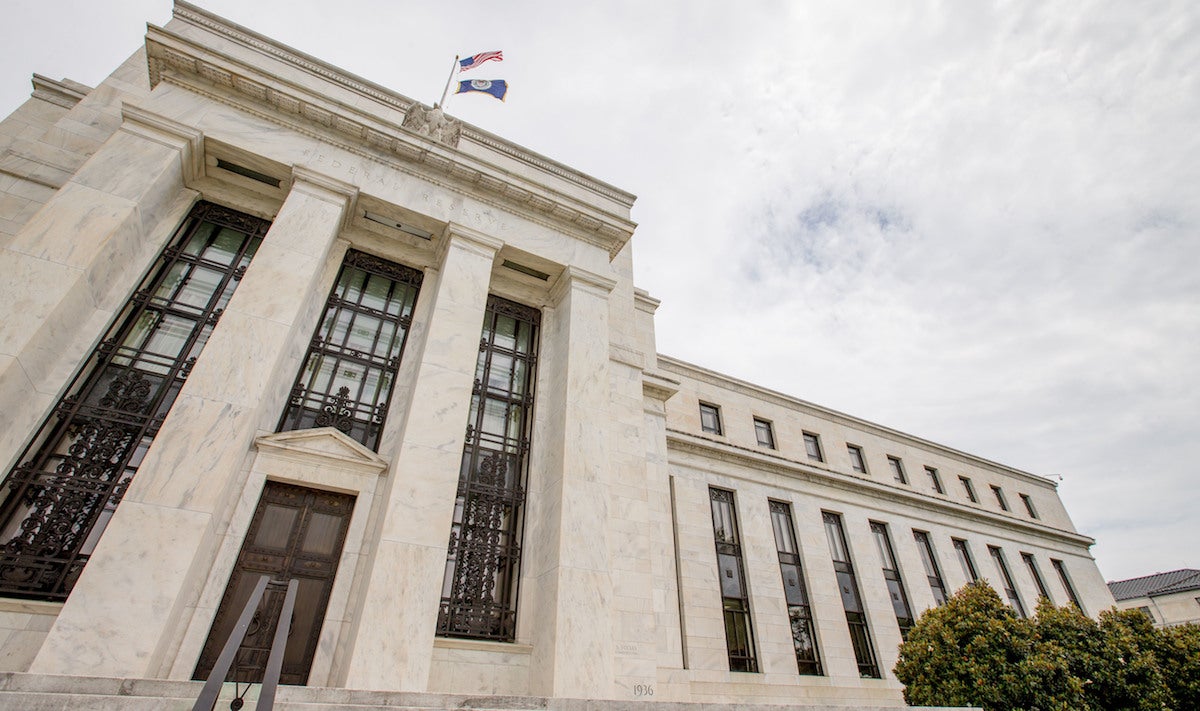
[1,1,1196,583]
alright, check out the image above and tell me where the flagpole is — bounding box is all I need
[438,55,459,108]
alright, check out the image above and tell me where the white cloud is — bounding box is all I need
[0,0,1196,581]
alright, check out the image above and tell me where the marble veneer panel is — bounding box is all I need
[29,171,354,678]
[526,268,616,698]
[0,125,195,483]
[341,226,500,692]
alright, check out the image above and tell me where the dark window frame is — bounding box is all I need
[953,538,978,582]
[437,295,541,642]
[870,521,914,638]
[989,546,1026,617]
[1019,493,1038,518]
[959,476,978,503]
[925,466,944,494]
[1021,552,1052,603]
[1051,559,1084,611]
[803,432,824,462]
[913,531,948,606]
[823,512,880,678]
[753,418,775,449]
[991,485,1010,512]
[699,402,723,435]
[769,500,822,675]
[887,456,907,485]
[710,488,758,672]
[277,250,423,451]
[846,444,867,473]
[0,201,270,601]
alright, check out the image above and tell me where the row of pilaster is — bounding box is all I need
[4,106,630,698]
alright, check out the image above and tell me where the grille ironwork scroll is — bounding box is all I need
[438,295,540,641]
[277,250,422,451]
[0,202,270,600]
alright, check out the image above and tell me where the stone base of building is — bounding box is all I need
[0,672,967,710]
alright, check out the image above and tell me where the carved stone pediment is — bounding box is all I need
[401,103,462,148]
[254,427,388,475]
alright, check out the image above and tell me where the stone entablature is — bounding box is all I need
[148,2,636,260]
[657,354,1076,532]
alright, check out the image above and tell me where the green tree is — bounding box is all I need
[1156,622,1200,709]
[894,581,1035,709]
[896,583,1195,710]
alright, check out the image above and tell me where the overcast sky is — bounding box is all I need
[2,1,1196,583]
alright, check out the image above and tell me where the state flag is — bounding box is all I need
[456,79,508,101]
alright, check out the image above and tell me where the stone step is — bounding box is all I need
[0,672,957,710]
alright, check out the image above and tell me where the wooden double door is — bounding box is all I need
[194,481,355,686]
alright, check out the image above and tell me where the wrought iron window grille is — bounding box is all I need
[0,202,270,600]
[276,250,423,451]
[438,295,540,642]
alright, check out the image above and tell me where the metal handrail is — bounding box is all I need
[193,575,299,711]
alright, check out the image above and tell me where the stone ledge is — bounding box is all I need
[0,672,968,710]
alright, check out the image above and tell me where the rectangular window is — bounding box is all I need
[991,485,1010,511]
[278,250,423,451]
[925,466,944,494]
[1019,493,1038,518]
[1021,552,1051,603]
[1137,606,1155,622]
[823,512,880,678]
[960,476,978,503]
[754,418,775,449]
[710,488,757,672]
[953,538,978,582]
[1051,559,1084,611]
[887,456,907,485]
[438,296,540,642]
[847,445,867,473]
[0,202,270,601]
[989,546,1026,617]
[913,531,948,606]
[870,522,914,638]
[700,402,723,435]
[803,432,824,462]
[769,501,821,675]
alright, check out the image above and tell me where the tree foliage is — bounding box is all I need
[894,581,1200,710]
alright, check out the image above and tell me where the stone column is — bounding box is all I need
[341,224,501,692]
[30,166,357,678]
[527,266,618,698]
[0,107,200,477]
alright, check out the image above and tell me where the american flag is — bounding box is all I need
[459,51,503,72]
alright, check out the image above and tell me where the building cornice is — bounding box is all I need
[666,428,1095,550]
[657,354,1059,490]
[168,2,636,206]
[30,74,90,109]
[145,23,634,260]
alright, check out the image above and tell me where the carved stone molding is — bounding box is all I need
[146,14,637,259]
[401,103,462,148]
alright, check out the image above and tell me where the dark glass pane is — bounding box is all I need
[277,251,423,451]
[0,201,269,601]
[718,554,743,597]
[438,296,539,642]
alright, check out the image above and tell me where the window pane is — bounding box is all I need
[277,251,423,451]
[0,202,269,601]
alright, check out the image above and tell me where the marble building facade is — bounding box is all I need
[0,3,1114,708]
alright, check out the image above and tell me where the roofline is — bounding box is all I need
[170,1,637,208]
[657,353,1059,489]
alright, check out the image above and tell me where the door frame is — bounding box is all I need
[167,428,388,685]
